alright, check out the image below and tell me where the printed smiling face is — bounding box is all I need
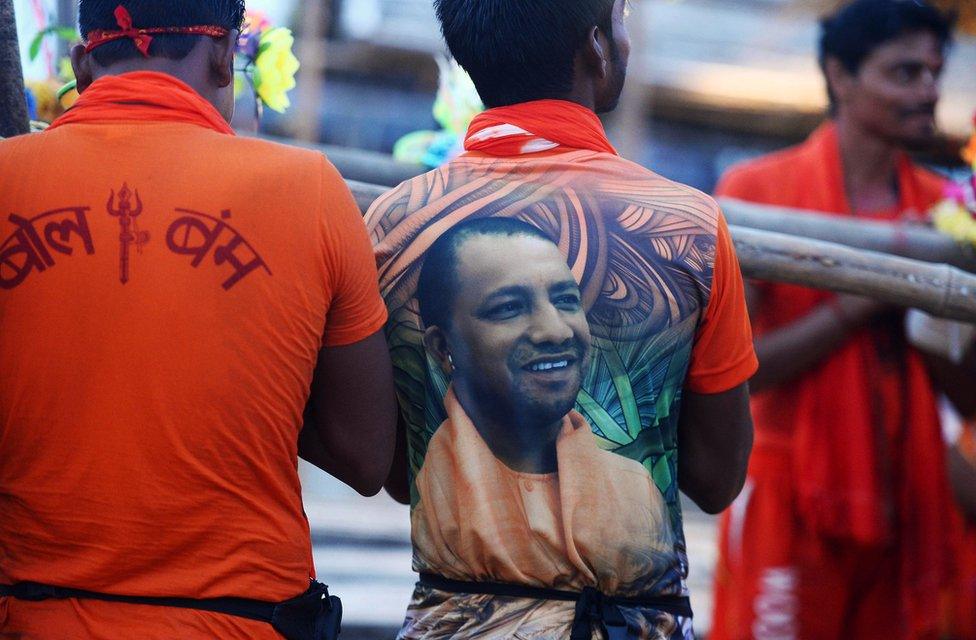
[444,232,592,431]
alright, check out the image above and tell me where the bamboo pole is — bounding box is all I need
[261,134,425,187]
[731,225,976,322]
[289,1,327,143]
[0,0,30,137]
[345,178,976,323]
[721,197,976,272]
[292,146,976,274]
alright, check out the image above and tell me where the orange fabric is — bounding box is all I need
[48,71,235,134]
[711,450,923,640]
[712,122,951,639]
[943,509,976,640]
[686,214,756,394]
[943,422,976,639]
[411,388,673,597]
[464,99,618,156]
[0,72,386,638]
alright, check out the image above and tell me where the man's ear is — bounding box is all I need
[423,326,453,377]
[211,30,238,89]
[824,57,854,106]
[581,25,609,80]
[70,44,94,93]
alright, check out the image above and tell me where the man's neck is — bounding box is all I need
[835,116,901,214]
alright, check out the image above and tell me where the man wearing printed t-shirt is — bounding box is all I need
[365,0,757,637]
[0,1,397,638]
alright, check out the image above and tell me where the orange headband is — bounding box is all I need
[85,5,229,58]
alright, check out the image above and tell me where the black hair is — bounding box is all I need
[819,0,954,108]
[417,217,554,330]
[79,1,246,66]
[434,0,617,107]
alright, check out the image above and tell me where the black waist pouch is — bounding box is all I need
[0,579,342,640]
[272,581,343,640]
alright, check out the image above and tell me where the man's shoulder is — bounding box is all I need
[717,141,813,196]
[228,135,328,172]
[906,159,949,201]
[0,130,45,157]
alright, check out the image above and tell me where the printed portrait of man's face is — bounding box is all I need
[418,220,592,454]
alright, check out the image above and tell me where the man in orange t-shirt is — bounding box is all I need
[709,2,967,639]
[366,1,757,637]
[0,2,397,638]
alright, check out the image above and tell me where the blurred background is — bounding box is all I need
[13,0,976,637]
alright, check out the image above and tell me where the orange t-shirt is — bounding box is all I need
[0,72,387,639]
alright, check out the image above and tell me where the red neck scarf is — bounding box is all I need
[47,71,235,136]
[464,100,618,156]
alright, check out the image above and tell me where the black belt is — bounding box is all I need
[418,573,692,640]
[0,580,341,640]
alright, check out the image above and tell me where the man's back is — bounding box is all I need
[367,114,756,636]
[0,73,387,638]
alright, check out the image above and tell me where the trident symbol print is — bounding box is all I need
[107,184,150,284]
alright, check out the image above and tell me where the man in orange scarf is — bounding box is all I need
[709,2,968,639]
[0,2,397,638]
[366,0,758,637]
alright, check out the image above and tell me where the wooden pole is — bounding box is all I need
[290,1,328,143]
[261,134,425,187]
[286,147,976,274]
[344,178,976,323]
[57,0,77,59]
[0,0,30,137]
[721,197,976,273]
[326,151,976,274]
[731,225,976,322]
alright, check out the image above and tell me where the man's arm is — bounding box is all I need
[299,330,398,497]
[678,383,753,514]
[925,343,976,522]
[948,444,976,522]
[383,412,411,505]
[921,340,976,418]
[748,283,887,393]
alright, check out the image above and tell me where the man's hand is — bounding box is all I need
[948,443,976,522]
[299,330,398,496]
[678,383,753,514]
[749,284,889,392]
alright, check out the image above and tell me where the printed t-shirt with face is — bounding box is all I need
[366,99,757,639]
[0,72,387,639]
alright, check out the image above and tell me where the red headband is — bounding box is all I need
[85,5,229,57]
